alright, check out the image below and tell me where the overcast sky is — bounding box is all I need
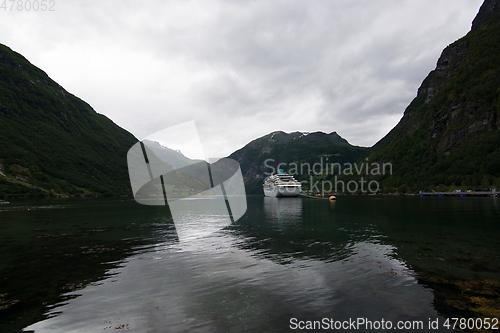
[1,0,484,160]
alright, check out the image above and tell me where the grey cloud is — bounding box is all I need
[0,0,484,156]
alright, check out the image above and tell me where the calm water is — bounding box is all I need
[0,196,499,332]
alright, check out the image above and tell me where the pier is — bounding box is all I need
[418,190,498,197]
[299,193,330,199]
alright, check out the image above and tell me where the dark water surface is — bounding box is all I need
[0,196,499,332]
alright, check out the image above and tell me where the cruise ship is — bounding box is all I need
[263,170,302,197]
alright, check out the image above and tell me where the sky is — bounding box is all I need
[0,0,484,160]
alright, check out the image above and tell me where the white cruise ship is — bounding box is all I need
[263,170,302,197]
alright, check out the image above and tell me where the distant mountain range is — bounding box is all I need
[1,0,499,197]
[142,140,204,169]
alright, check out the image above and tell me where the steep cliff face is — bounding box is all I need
[472,0,500,29]
[370,0,500,190]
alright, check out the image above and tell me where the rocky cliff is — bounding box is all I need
[472,0,500,29]
[369,0,500,191]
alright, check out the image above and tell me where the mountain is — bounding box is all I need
[139,139,210,195]
[142,140,204,169]
[228,131,369,194]
[0,43,139,197]
[368,0,500,192]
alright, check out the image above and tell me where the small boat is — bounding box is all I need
[263,169,302,197]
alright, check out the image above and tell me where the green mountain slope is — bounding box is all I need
[0,43,138,197]
[228,131,369,194]
[368,0,500,192]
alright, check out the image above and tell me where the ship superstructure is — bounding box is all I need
[263,169,302,197]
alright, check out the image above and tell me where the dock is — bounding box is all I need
[298,193,338,200]
[418,191,498,197]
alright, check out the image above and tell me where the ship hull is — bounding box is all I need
[264,187,301,197]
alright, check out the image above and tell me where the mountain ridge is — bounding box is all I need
[142,139,206,169]
[228,130,369,194]
[2,0,499,197]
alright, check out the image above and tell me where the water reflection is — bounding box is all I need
[0,198,173,332]
[6,196,496,332]
[329,199,336,210]
[22,196,450,332]
[368,196,500,281]
[353,196,500,321]
[167,196,232,243]
[233,197,376,264]
[263,197,302,224]
[24,230,442,333]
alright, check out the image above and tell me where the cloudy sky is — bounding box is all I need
[1,0,484,160]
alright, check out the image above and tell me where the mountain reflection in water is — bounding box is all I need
[0,196,497,332]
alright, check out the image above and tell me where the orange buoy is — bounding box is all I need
[329,195,336,201]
